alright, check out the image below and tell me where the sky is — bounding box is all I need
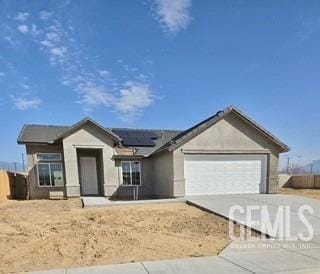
[0,0,319,168]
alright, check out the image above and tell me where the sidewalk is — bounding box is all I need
[81,196,186,207]
[24,256,250,274]
[24,238,320,274]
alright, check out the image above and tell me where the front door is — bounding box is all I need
[79,156,99,196]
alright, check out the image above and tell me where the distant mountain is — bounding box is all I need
[0,161,25,173]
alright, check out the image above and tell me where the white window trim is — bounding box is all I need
[121,160,142,186]
[36,152,62,162]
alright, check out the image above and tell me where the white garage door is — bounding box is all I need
[184,154,267,195]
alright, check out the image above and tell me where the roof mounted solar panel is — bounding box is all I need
[112,129,158,147]
[122,137,139,146]
[138,138,155,146]
[142,132,158,139]
[122,136,155,147]
[112,129,128,138]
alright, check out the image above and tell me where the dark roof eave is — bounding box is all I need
[17,141,56,145]
[112,155,146,160]
[17,124,27,145]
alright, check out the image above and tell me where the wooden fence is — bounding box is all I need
[291,175,320,189]
[0,170,27,200]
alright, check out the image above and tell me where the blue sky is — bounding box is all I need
[0,0,319,167]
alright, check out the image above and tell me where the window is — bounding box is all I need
[37,153,64,187]
[121,161,141,186]
[37,153,62,161]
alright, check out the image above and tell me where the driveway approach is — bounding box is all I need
[187,194,320,239]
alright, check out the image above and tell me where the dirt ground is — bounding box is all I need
[280,188,320,200]
[0,199,243,273]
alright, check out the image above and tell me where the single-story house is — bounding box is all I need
[17,106,290,199]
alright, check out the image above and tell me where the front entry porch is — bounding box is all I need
[77,149,104,196]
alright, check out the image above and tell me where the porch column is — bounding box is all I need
[63,141,81,197]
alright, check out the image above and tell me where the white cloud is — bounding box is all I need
[297,18,320,43]
[50,47,66,57]
[115,81,154,120]
[17,25,28,34]
[123,64,138,72]
[77,84,114,112]
[39,10,53,20]
[49,47,67,63]
[75,80,154,120]
[4,36,15,45]
[7,10,155,120]
[46,31,61,42]
[12,96,41,110]
[36,22,70,64]
[40,31,62,50]
[135,73,149,81]
[14,12,29,21]
[30,24,40,36]
[154,0,192,34]
[41,39,54,47]
[18,82,30,90]
[98,70,110,77]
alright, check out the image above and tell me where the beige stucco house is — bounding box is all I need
[17,106,290,199]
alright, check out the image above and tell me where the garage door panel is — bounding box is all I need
[184,155,267,195]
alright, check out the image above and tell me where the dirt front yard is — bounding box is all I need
[0,199,239,273]
[280,188,320,200]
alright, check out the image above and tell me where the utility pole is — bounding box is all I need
[286,157,291,174]
[22,153,25,172]
[284,155,302,174]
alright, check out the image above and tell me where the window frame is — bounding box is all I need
[36,153,62,162]
[36,153,64,188]
[121,160,142,186]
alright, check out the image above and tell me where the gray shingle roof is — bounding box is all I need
[17,122,182,156]
[17,106,290,156]
[18,124,70,144]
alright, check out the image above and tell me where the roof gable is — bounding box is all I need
[153,106,290,154]
[53,118,121,143]
[17,118,121,145]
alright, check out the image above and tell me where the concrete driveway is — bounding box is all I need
[187,194,320,239]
